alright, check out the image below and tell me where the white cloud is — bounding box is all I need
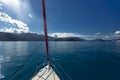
[28,14,33,18]
[0,12,29,33]
[115,31,120,35]
[105,36,110,38]
[0,0,32,19]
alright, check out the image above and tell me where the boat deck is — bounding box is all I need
[31,65,60,80]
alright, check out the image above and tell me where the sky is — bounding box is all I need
[0,0,120,40]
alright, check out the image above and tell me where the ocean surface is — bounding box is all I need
[0,41,120,80]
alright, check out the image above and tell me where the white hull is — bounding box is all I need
[31,65,60,80]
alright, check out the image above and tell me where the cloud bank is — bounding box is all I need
[49,32,81,38]
[48,32,91,39]
[0,12,29,33]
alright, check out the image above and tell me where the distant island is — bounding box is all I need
[0,32,119,41]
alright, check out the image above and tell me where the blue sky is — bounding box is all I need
[0,0,120,40]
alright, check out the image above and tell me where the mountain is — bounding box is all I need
[112,38,120,41]
[54,37,85,41]
[0,32,85,41]
[0,32,54,41]
[92,39,105,41]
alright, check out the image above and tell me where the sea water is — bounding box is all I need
[0,41,120,80]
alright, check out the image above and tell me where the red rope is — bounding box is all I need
[42,0,49,57]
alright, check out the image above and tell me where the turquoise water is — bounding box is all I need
[0,41,120,80]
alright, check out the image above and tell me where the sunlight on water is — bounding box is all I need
[0,55,10,79]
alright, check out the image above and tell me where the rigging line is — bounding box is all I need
[29,58,48,80]
[8,43,41,80]
[51,57,73,80]
[50,58,64,80]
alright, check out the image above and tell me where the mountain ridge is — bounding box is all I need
[0,32,85,41]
